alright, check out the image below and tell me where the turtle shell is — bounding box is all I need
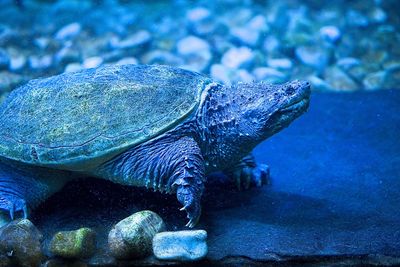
[0,65,212,170]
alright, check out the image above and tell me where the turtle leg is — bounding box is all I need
[0,161,70,226]
[224,153,270,190]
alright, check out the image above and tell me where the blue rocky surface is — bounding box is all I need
[26,90,400,266]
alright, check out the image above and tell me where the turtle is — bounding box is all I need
[0,64,310,227]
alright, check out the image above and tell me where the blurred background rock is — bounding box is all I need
[0,0,399,99]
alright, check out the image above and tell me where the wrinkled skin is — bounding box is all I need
[0,65,310,228]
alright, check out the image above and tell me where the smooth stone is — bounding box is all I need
[109,30,151,49]
[210,64,234,85]
[308,75,333,91]
[55,22,82,40]
[336,57,361,70]
[0,49,10,70]
[176,36,211,72]
[262,36,280,54]
[295,46,329,71]
[253,67,287,83]
[49,227,96,259]
[177,36,210,56]
[29,55,53,70]
[231,26,260,46]
[346,10,369,27]
[0,71,26,93]
[0,219,43,267]
[43,259,87,267]
[9,54,27,71]
[267,58,293,70]
[142,50,183,65]
[236,69,254,83]
[34,37,51,50]
[55,46,81,66]
[368,7,387,24]
[363,71,388,90]
[186,8,215,35]
[64,63,83,73]
[324,66,358,91]
[221,46,254,69]
[319,25,341,43]
[116,57,138,65]
[82,57,103,69]
[108,210,165,259]
[153,230,208,261]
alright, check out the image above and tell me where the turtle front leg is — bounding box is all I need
[172,155,205,228]
[0,161,71,227]
[224,154,270,190]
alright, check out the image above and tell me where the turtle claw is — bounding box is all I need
[177,185,201,228]
[229,156,270,191]
[0,194,28,221]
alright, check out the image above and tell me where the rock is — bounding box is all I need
[82,57,103,69]
[0,49,10,70]
[253,67,287,83]
[210,64,234,84]
[308,75,333,91]
[177,36,210,56]
[34,37,51,50]
[262,36,280,55]
[177,36,211,72]
[116,57,138,65]
[49,227,96,259]
[109,30,151,50]
[324,66,358,91]
[142,50,183,66]
[0,71,26,93]
[346,10,369,27]
[108,210,165,259]
[319,25,341,44]
[236,69,254,83]
[29,55,53,70]
[368,7,387,24]
[231,15,267,47]
[153,230,208,261]
[55,22,82,40]
[64,63,83,73]
[221,46,254,69]
[267,58,293,70]
[0,219,43,267]
[43,259,87,267]
[337,57,361,71]
[55,46,81,66]
[295,46,329,72]
[186,7,214,35]
[9,54,27,71]
[363,71,388,90]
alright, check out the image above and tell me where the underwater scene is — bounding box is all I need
[0,0,399,266]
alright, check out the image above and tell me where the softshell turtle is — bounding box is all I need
[0,64,310,227]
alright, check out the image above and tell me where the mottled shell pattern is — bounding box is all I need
[0,65,212,170]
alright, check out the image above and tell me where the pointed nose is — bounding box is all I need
[286,80,311,96]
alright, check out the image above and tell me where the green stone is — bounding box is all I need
[49,227,96,259]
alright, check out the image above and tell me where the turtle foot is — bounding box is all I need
[0,193,28,221]
[176,184,202,228]
[229,155,270,191]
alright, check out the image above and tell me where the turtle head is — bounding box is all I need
[232,80,311,141]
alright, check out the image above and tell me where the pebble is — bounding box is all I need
[29,55,53,70]
[82,57,103,69]
[0,49,10,71]
[308,75,333,91]
[324,66,358,91]
[253,67,287,83]
[0,71,26,93]
[55,22,82,40]
[267,58,293,70]
[9,55,26,71]
[319,26,341,44]
[295,46,329,72]
[0,219,43,267]
[55,46,81,66]
[221,47,254,69]
[186,7,211,23]
[64,63,83,73]
[363,71,388,90]
[108,210,165,259]
[231,27,260,47]
[336,57,361,70]
[177,36,211,72]
[116,57,139,65]
[49,227,96,259]
[210,64,233,84]
[109,30,151,49]
[153,230,208,261]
